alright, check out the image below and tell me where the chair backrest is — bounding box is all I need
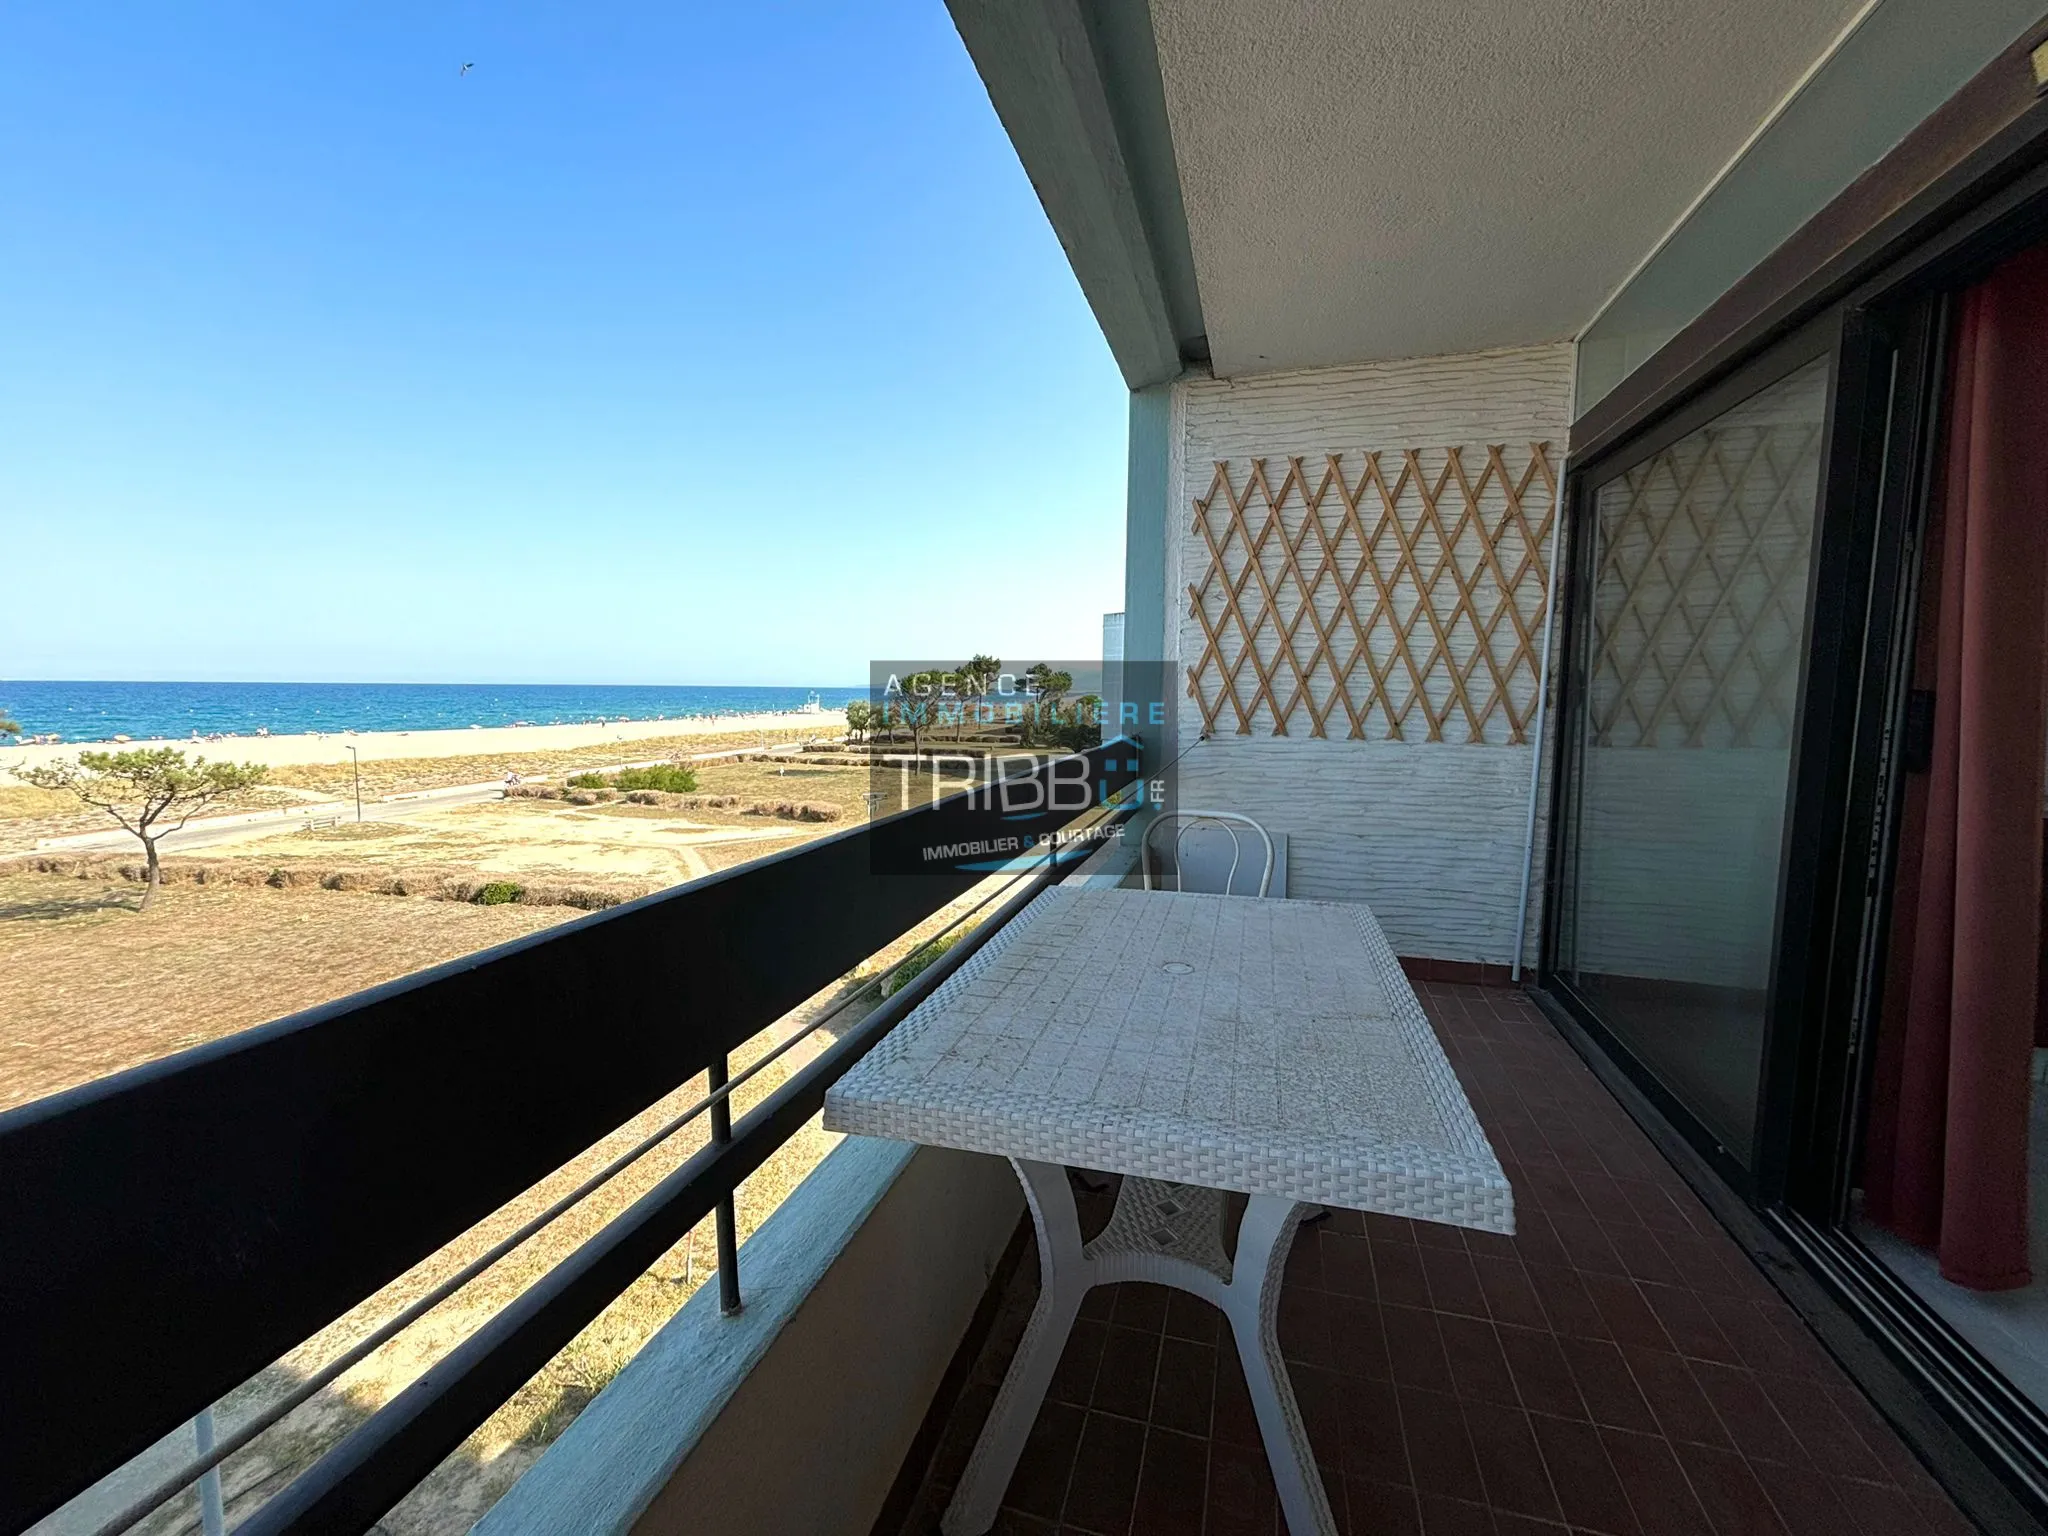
[1141,810,1277,898]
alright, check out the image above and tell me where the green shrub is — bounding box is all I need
[517,881,630,911]
[886,931,965,995]
[474,880,525,906]
[613,764,698,793]
[561,764,698,793]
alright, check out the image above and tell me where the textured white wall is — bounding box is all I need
[1162,345,1573,965]
[1173,738,1549,964]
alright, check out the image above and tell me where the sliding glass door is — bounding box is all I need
[1549,351,1832,1163]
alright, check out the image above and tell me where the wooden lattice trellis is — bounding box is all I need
[1185,443,1557,744]
[1588,363,1824,750]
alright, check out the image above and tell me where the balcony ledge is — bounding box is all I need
[476,1136,1020,1536]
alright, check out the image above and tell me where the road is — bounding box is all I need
[30,739,823,857]
[34,780,511,856]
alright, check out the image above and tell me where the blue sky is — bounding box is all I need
[0,3,1128,685]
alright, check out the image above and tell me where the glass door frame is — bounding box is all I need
[1539,166,2048,1515]
[1767,173,2048,1221]
[1537,309,1873,1197]
[1761,183,2048,1513]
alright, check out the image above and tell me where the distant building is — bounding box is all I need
[1100,611,1124,739]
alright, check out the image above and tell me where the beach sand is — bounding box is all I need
[0,710,837,779]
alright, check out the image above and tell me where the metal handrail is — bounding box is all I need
[88,836,1081,1536]
[237,801,1132,1534]
[4,742,1141,1534]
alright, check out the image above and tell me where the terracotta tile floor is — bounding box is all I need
[892,982,1977,1536]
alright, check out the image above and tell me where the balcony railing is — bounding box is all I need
[0,742,1142,1535]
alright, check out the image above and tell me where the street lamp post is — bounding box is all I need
[345,744,361,823]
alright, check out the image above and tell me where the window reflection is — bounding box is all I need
[1557,358,1828,1157]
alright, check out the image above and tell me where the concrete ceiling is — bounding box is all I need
[1148,0,1867,377]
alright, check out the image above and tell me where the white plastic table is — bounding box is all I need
[824,886,1513,1536]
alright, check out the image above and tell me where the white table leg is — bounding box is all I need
[942,1166,1336,1536]
[1222,1195,1337,1536]
[942,1159,1088,1536]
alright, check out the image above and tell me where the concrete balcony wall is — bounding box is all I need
[477,1139,1022,1536]
[1158,344,1573,967]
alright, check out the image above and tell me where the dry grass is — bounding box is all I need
[0,874,570,1110]
[674,756,927,824]
[260,729,825,800]
[296,820,411,842]
[515,756,901,825]
[11,851,650,912]
[0,782,78,821]
[165,797,817,893]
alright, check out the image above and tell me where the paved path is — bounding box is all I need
[30,740,828,857]
[33,781,511,856]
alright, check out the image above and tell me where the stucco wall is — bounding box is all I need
[1160,344,1573,965]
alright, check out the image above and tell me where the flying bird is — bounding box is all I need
[459,61,474,76]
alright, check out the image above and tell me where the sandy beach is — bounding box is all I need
[0,710,837,779]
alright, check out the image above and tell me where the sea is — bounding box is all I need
[0,681,869,744]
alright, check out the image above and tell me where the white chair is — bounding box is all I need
[1141,809,1279,898]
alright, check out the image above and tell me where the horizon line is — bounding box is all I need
[0,678,876,690]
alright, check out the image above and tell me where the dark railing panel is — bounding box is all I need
[0,743,1138,1532]
[240,840,1083,1536]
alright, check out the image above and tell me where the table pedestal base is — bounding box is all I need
[942,1160,1336,1536]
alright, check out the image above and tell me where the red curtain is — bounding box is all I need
[1862,245,2048,1291]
